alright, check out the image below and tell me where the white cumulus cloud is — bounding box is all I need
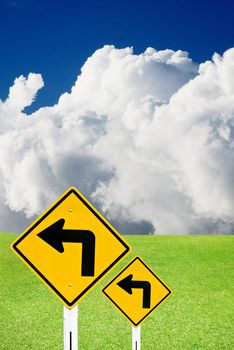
[0,45,233,234]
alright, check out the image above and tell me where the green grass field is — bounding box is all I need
[0,233,233,349]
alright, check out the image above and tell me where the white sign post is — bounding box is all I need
[132,326,140,350]
[64,306,78,350]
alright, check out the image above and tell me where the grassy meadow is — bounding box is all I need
[0,232,233,349]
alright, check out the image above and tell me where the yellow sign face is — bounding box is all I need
[102,257,171,326]
[11,187,130,308]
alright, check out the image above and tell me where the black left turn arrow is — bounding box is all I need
[117,274,151,308]
[37,218,95,276]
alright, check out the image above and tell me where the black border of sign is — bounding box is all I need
[12,188,130,307]
[102,256,171,326]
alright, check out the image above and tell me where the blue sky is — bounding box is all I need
[0,0,233,112]
[0,0,233,234]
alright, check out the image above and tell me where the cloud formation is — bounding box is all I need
[0,45,233,234]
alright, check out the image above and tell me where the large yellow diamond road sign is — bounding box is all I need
[102,257,171,326]
[11,187,130,308]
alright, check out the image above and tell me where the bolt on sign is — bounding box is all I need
[102,257,171,326]
[11,187,131,308]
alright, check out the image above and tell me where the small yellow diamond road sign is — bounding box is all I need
[11,187,130,308]
[102,257,171,326]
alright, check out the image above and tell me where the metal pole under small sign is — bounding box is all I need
[64,306,78,350]
[132,326,140,350]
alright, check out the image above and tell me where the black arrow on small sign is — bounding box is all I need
[37,218,95,276]
[117,274,151,308]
